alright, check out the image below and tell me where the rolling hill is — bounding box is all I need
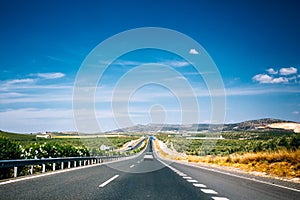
[112,118,298,133]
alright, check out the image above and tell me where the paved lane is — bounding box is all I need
[1,140,299,200]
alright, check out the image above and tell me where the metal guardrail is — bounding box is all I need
[0,155,125,178]
[0,137,149,179]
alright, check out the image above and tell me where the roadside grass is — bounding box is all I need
[154,138,300,179]
[187,149,300,178]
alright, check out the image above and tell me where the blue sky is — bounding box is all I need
[0,0,300,133]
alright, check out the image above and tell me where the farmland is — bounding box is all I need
[155,131,300,180]
[0,130,140,159]
[157,131,300,156]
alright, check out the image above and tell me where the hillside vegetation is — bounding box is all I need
[0,130,139,162]
[156,131,300,180]
[0,131,141,179]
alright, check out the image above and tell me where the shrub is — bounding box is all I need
[0,137,22,179]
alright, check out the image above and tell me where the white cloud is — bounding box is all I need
[224,86,300,96]
[112,60,144,66]
[293,111,299,115]
[252,74,272,83]
[163,60,190,67]
[279,67,297,75]
[36,72,65,79]
[271,77,289,83]
[5,78,34,85]
[189,48,199,55]
[254,66,299,84]
[267,68,278,75]
[0,108,75,133]
[108,59,191,68]
[252,74,288,84]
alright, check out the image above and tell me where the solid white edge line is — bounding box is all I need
[160,157,300,193]
[99,175,119,188]
[0,151,145,186]
[0,162,105,186]
[0,140,151,186]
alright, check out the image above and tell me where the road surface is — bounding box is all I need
[0,140,299,200]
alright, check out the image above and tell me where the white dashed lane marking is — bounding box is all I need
[201,189,218,194]
[158,159,230,200]
[187,179,198,183]
[99,175,119,188]
[130,164,135,168]
[211,197,230,200]
[193,183,207,188]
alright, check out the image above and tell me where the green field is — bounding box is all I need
[0,130,139,160]
[157,131,300,156]
[0,130,36,142]
[0,131,145,179]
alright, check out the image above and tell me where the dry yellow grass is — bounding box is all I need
[187,150,300,179]
[154,139,300,179]
[153,140,183,160]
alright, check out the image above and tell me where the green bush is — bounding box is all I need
[21,143,89,159]
[0,137,22,179]
[0,137,22,160]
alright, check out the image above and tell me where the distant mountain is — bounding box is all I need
[112,118,297,133]
[222,118,294,131]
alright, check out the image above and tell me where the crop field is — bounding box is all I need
[0,130,139,160]
[157,131,300,156]
[156,131,300,179]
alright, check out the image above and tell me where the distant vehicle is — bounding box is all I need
[144,152,153,160]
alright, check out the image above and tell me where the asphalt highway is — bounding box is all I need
[0,140,299,200]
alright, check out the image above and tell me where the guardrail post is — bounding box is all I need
[42,164,46,173]
[14,166,17,177]
[30,165,33,174]
[0,155,133,179]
